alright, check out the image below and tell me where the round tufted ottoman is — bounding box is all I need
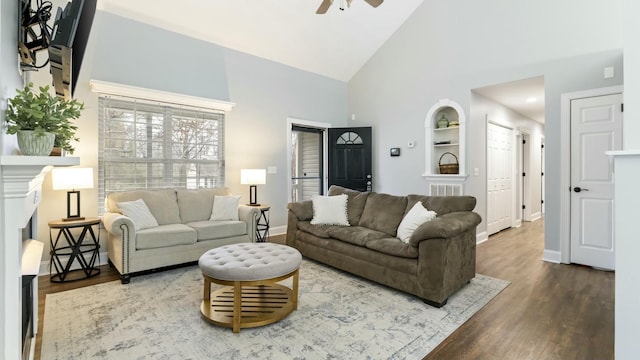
[198,243,302,333]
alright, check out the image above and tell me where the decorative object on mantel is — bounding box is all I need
[437,114,449,129]
[51,167,94,221]
[4,82,83,155]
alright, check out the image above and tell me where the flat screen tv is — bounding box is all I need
[48,0,96,99]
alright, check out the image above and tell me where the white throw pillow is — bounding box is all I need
[117,199,159,231]
[210,195,241,221]
[311,194,350,226]
[397,202,437,243]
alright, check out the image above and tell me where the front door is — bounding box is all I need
[570,93,622,270]
[328,127,372,192]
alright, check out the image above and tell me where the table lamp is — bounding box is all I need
[240,169,266,206]
[51,167,94,221]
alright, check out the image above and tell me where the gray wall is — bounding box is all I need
[1,0,25,155]
[28,10,348,260]
[348,0,623,255]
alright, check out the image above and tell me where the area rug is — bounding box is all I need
[41,260,509,360]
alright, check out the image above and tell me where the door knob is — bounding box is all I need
[573,187,589,193]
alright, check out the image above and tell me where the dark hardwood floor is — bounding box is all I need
[425,219,614,360]
[36,220,614,360]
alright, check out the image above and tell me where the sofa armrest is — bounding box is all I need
[238,205,260,242]
[287,200,313,221]
[408,211,481,246]
[102,212,136,238]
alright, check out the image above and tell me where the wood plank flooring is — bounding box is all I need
[426,219,614,360]
[35,220,614,360]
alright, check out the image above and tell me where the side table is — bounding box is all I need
[48,217,101,282]
[255,205,270,242]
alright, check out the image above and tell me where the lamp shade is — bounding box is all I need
[240,169,266,185]
[51,168,94,190]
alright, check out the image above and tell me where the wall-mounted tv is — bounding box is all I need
[48,0,96,99]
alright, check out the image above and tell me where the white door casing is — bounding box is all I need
[569,93,622,270]
[487,122,513,235]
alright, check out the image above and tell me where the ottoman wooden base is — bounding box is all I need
[200,269,299,333]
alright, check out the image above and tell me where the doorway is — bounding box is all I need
[290,125,324,202]
[569,93,622,270]
[327,127,373,192]
[487,122,514,235]
[287,118,330,203]
[559,85,623,269]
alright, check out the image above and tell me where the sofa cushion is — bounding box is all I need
[311,194,350,226]
[297,221,334,238]
[358,192,407,236]
[296,231,417,275]
[287,200,313,221]
[327,226,388,247]
[177,188,231,223]
[187,220,247,240]
[328,185,370,225]
[136,224,197,250]
[397,202,437,243]
[107,189,181,225]
[116,199,159,231]
[364,238,419,259]
[406,195,476,216]
[210,195,241,221]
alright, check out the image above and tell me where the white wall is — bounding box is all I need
[348,0,623,258]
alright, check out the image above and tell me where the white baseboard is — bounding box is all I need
[269,225,287,237]
[542,249,562,263]
[476,231,489,244]
[530,212,542,221]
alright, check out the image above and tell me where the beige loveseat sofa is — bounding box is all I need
[286,185,481,307]
[103,188,260,283]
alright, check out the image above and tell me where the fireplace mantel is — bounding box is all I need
[1,155,79,360]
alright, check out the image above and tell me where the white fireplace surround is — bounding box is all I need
[0,155,79,360]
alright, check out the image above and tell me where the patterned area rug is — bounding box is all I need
[41,260,509,360]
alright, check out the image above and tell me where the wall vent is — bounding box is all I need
[429,183,463,196]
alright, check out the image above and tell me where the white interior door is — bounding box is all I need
[570,93,622,270]
[487,123,513,235]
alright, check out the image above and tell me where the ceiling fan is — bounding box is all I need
[316,0,384,14]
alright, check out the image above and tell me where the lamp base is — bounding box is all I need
[246,203,261,207]
[62,216,85,222]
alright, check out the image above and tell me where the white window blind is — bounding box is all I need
[98,96,225,213]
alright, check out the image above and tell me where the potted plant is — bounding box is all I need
[4,82,83,155]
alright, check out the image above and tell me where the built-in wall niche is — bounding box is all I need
[423,99,467,193]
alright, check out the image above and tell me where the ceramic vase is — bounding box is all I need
[17,130,55,156]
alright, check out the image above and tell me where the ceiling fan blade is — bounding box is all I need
[364,0,383,8]
[316,0,333,14]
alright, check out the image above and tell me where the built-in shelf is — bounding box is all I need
[434,126,459,132]
[424,99,466,177]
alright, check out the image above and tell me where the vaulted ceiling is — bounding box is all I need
[98,0,424,82]
[97,0,544,123]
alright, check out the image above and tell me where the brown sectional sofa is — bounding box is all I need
[286,185,481,307]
